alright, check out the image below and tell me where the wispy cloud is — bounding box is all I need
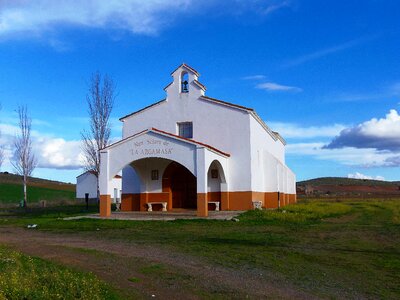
[282,35,379,68]
[0,0,292,43]
[286,142,398,167]
[261,0,291,15]
[242,75,266,80]
[268,122,346,139]
[389,82,400,95]
[0,1,193,38]
[328,81,400,102]
[256,82,302,92]
[348,172,385,181]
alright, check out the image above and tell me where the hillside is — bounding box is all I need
[0,172,76,204]
[297,177,400,197]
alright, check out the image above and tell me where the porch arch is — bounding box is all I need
[207,159,228,210]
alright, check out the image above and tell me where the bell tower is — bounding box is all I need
[164,63,206,99]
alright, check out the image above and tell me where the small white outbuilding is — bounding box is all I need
[76,171,122,203]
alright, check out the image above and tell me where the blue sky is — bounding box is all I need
[0,0,399,183]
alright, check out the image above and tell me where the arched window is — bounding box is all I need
[181,72,189,93]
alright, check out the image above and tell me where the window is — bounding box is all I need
[178,122,193,139]
[151,170,159,180]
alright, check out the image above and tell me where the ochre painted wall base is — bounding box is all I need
[100,194,111,217]
[119,191,297,212]
[197,193,208,217]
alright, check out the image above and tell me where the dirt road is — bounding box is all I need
[0,226,313,299]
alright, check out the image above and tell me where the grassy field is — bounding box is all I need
[0,183,75,204]
[0,172,75,205]
[1,199,400,298]
[0,246,119,299]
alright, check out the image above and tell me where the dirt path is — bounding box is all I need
[0,226,314,299]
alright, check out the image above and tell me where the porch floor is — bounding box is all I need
[65,210,244,221]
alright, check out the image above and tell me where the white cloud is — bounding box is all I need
[360,109,400,138]
[268,122,346,139]
[326,109,400,151]
[0,0,292,40]
[348,172,385,181]
[286,142,397,167]
[34,137,84,170]
[256,82,302,92]
[0,119,84,170]
[0,0,195,37]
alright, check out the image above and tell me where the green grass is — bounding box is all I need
[1,200,400,298]
[0,205,98,219]
[0,246,120,300]
[0,183,75,203]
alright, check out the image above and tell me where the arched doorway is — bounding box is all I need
[207,160,228,210]
[162,162,197,209]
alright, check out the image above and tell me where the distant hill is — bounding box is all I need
[297,177,400,197]
[298,177,400,187]
[0,172,76,205]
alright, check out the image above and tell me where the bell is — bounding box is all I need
[182,80,188,92]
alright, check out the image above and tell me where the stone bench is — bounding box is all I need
[147,202,167,212]
[252,200,262,210]
[208,201,220,211]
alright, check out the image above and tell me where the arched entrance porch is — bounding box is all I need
[99,128,230,217]
[119,158,197,212]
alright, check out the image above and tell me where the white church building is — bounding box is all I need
[99,64,296,217]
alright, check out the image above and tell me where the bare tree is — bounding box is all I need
[81,72,115,201]
[0,104,4,170]
[11,105,37,208]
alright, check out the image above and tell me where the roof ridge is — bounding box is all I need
[170,63,200,76]
[200,95,254,111]
[119,99,166,121]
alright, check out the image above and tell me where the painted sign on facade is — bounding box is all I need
[129,138,173,156]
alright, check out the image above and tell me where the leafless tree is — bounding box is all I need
[11,105,37,208]
[81,72,115,201]
[0,104,4,170]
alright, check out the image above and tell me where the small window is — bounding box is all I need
[151,170,159,180]
[211,169,219,179]
[178,122,193,139]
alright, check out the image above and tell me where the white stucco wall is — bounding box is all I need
[76,172,97,199]
[122,68,251,191]
[106,131,197,181]
[122,166,141,194]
